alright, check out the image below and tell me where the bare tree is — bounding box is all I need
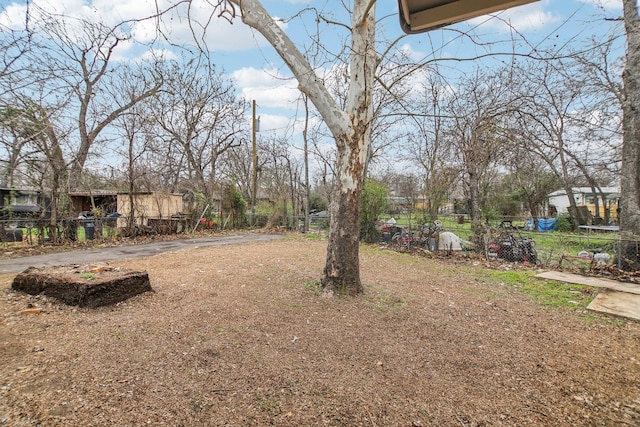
[3,98,70,242]
[113,101,155,233]
[444,68,516,241]
[618,0,640,268]
[0,6,166,242]
[258,136,301,229]
[21,11,163,189]
[0,21,32,94]
[0,17,39,187]
[402,69,456,221]
[503,144,561,227]
[0,106,38,186]
[151,57,248,204]
[196,0,375,295]
[513,55,620,229]
[301,94,311,233]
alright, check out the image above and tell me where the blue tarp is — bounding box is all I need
[526,218,557,232]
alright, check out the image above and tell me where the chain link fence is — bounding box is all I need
[2,214,635,276]
[0,215,191,244]
[375,214,629,273]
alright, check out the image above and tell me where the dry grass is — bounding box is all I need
[1,235,639,426]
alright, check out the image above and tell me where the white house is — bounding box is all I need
[547,187,619,218]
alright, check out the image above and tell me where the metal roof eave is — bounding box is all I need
[398,0,539,34]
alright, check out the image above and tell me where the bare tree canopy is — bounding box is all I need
[0,0,632,272]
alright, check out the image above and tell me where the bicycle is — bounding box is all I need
[391,220,443,250]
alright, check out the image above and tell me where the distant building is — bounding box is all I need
[68,191,118,216]
[69,191,184,228]
[546,187,619,219]
[0,187,48,220]
[116,192,184,228]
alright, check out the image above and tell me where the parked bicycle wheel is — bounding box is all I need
[391,232,402,245]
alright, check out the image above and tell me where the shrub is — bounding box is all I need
[360,179,389,243]
[555,214,573,232]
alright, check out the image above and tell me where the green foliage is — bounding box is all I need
[300,232,324,241]
[318,216,330,230]
[254,392,282,415]
[255,201,272,216]
[309,192,328,212]
[483,270,595,310]
[222,185,247,227]
[360,179,389,243]
[453,199,468,215]
[230,191,246,212]
[530,230,618,268]
[372,293,406,313]
[485,191,522,218]
[193,191,206,205]
[204,204,218,221]
[482,207,502,222]
[519,171,562,217]
[555,214,573,232]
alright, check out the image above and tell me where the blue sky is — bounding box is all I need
[0,0,631,141]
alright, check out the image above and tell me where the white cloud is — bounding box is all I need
[231,67,301,110]
[129,0,271,52]
[468,1,560,32]
[258,113,293,133]
[138,48,178,62]
[123,0,289,53]
[576,0,623,10]
[0,3,26,30]
[0,0,274,53]
[248,113,324,143]
[0,0,149,28]
[398,43,425,62]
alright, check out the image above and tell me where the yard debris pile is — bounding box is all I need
[587,263,640,284]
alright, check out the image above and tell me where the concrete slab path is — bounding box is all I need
[536,270,640,321]
[588,290,640,322]
[536,271,640,295]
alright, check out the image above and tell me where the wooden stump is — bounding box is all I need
[11,264,152,308]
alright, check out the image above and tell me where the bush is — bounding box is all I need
[309,192,328,212]
[318,217,330,230]
[555,214,573,232]
[222,185,247,228]
[360,179,389,243]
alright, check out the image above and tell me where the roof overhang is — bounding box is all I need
[398,0,539,34]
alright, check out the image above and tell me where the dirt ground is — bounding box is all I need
[1,235,639,426]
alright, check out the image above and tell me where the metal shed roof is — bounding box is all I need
[398,0,538,33]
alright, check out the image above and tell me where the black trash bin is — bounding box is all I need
[83,221,95,240]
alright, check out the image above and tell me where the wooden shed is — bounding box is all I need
[116,192,184,228]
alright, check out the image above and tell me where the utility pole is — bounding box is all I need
[303,95,310,233]
[251,100,258,227]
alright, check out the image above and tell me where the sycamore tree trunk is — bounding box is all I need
[236,0,375,295]
[322,1,375,295]
[619,0,640,269]
[621,0,640,235]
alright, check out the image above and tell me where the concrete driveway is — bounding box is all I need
[0,233,285,275]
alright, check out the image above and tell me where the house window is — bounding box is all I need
[14,192,38,206]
